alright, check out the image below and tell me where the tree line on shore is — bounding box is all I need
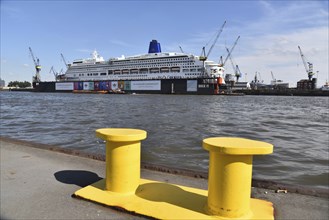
[7,81,32,88]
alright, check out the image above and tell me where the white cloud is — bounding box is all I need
[110,40,132,47]
[76,49,91,54]
[233,26,328,86]
[165,18,328,87]
[216,1,329,87]
[257,1,328,31]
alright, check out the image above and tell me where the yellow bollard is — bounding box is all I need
[203,137,273,218]
[75,132,273,219]
[96,128,147,194]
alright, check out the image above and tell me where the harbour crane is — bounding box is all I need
[49,66,64,81]
[271,71,275,81]
[298,46,314,80]
[61,53,69,68]
[179,46,184,53]
[235,65,242,82]
[270,71,278,86]
[251,72,263,89]
[226,47,242,82]
[29,47,41,82]
[258,72,263,82]
[220,36,240,67]
[199,20,226,62]
[49,66,58,81]
[219,56,223,65]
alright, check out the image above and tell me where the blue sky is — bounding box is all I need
[1,0,328,87]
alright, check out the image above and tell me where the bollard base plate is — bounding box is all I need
[74,178,274,220]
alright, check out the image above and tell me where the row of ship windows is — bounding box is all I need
[113,57,190,65]
[115,62,195,66]
[72,63,199,70]
[125,62,194,67]
[77,67,204,76]
[82,73,107,76]
[78,74,149,77]
[75,59,194,68]
[75,67,203,74]
[80,61,193,68]
[78,73,201,77]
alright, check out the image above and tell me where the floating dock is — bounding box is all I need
[30,80,329,96]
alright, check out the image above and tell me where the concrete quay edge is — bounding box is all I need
[1,137,328,220]
[1,136,327,198]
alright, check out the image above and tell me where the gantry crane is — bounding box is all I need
[199,21,226,62]
[29,47,41,82]
[298,46,314,80]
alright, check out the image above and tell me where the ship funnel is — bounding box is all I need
[148,40,161,53]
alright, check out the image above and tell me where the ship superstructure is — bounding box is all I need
[59,40,225,82]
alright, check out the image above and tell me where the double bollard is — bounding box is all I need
[94,128,273,219]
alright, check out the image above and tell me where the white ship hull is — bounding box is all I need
[59,40,226,84]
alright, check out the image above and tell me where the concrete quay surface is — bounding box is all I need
[1,137,328,220]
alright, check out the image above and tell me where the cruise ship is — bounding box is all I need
[59,40,224,82]
[35,40,227,94]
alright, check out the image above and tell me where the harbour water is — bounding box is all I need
[1,91,328,189]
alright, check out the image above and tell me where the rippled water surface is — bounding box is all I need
[1,91,328,189]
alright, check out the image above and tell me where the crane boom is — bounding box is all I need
[226,47,242,81]
[61,53,68,68]
[49,66,54,75]
[50,66,59,81]
[298,46,308,74]
[221,36,240,66]
[206,20,226,57]
[298,46,314,80]
[271,71,275,80]
[29,47,41,82]
[235,65,242,82]
[29,47,39,66]
[226,47,237,73]
[199,21,226,61]
[179,46,184,53]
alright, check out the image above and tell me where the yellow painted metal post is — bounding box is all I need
[96,128,147,194]
[203,137,273,218]
[75,133,273,219]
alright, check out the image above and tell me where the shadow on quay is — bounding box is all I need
[54,170,102,187]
